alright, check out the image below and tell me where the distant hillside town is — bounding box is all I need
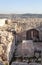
[0,13,42,19]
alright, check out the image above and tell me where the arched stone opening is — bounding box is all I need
[26,29,39,41]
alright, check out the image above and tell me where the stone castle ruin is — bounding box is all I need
[0,18,42,65]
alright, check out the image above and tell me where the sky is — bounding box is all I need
[0,0,42,14]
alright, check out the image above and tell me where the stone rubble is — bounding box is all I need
[11,62,41,65]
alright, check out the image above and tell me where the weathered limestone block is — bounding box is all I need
[7,38,15,62]
[11,62,28,65]
[29,63,41,65]
[22,40,34,57]
[15,40,34,57]
[0,30,15,62]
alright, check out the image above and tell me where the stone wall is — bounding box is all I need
[0,30,15,62]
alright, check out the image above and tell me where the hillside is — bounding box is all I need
[0,13,42,19]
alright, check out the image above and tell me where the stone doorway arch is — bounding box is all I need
[26,29,39,41]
